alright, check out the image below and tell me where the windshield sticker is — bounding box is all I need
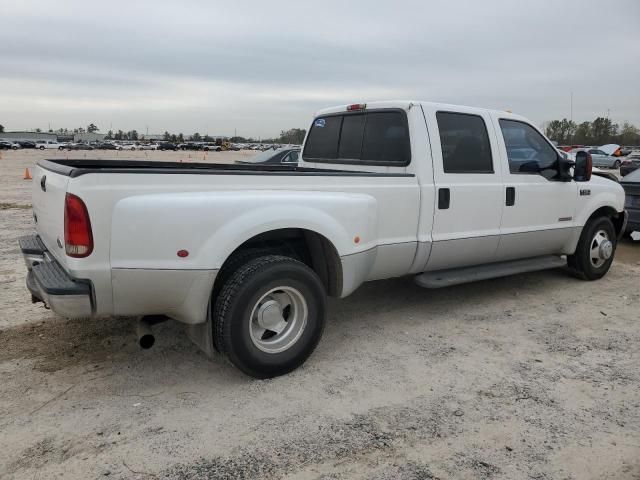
[314,118,326,128]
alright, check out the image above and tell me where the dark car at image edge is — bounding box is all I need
[621,168,640,235]
[620,154,640,177]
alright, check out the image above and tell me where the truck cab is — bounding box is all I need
[300,101,625,274]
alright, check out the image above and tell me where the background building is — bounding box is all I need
[0,131,58,142]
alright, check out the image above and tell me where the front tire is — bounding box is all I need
[213,255,326,378]
[568,216,617,280]
[613,160,621,169]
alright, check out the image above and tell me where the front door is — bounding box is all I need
[494,117,577,260]
[423,108,505,271]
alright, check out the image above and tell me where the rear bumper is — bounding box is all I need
[20,235,94,318]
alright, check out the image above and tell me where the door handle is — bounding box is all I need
[438,188,450,209]
[506,186,515,206]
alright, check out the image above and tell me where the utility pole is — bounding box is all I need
[570,92,573,123]
[570,92,573,145]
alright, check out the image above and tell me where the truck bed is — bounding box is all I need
[38,159,412,178]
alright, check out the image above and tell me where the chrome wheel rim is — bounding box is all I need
[249,286,308,354]
[589,229,612,268]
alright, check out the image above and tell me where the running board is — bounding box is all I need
[414,255,566,289]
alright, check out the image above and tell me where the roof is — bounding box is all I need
[314,100,526,121]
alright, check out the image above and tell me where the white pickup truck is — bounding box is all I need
[20,101,627,378]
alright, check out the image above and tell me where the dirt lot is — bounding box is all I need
[1,149,639,480]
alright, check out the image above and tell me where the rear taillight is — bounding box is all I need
[64,193,93,257]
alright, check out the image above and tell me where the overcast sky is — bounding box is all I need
[2,0,639,137]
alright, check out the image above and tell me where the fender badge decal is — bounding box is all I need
[558,217,573,222]
[580,189,591,196]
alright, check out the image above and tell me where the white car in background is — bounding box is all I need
[568,145,622,169]
[138,144,158,151]
[35,140,64,150]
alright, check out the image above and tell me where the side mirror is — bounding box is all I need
[574,151,592,182]
[557,154,573,181]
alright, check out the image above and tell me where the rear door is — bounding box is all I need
[493,117,577,260]
[423,107,505,271]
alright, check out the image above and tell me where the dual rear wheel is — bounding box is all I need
[212,255,326,379]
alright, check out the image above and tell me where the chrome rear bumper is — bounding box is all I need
[20,235,93,318]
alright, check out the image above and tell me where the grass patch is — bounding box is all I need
[0,202,32,210]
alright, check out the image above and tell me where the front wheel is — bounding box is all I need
[568,216,617,280]
[213,255,326,378]
[613,160,621,169]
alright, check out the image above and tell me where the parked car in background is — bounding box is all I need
[17,140,36,149]
[158,142,178,151]
[621,168,640,234]
[138,144,158,150]
[97,143,118,150]
[179,142,203,151]
[0,141,20,150]
[35,140,63,150]
[568,147,622,169]
[66,143,95,151]
[235,146,300,165]
[203,143,221,152]
[621,151,640,177]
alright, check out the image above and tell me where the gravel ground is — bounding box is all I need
[1,150,639,480]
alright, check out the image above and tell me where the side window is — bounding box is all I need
[436,112,493,173]
[303,116,341,159]
[499,119,558,175]
[303,110,410,165]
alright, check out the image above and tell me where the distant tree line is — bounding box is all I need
[544,117,640,146]
[3,122,306,145]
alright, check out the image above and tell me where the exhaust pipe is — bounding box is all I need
[136,315,168,349]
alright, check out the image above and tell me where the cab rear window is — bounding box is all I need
[303,110,411,166]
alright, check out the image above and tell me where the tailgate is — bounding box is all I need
[32,165,70,266]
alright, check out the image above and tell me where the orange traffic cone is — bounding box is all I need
[24,168,32,180]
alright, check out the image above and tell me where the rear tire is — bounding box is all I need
[613,160,621,169]
[567,216,616,280]
[213,255,326,378]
